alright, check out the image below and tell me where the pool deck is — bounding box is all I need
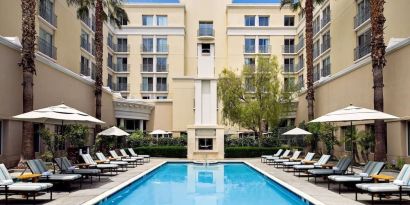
[1,158,406,205]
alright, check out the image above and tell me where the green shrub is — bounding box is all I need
[133,146,187,158]
[225,146,301,158]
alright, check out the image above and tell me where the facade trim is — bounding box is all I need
[114,27,185,36]
[227,27,296,36]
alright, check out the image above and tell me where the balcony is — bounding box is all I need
[141,64,154,72]
[354,11,370,29]
[321,40,331,53]
[113,83,129,92]
[354,44,371,60]
[156,64,168,72]
[296,39,304,52]
[321,63,331,77]
[156,84,168,92]
[197,28,215,39]
[321,15,331,29]
[283,64,295,73]
[39,6,57,27]
[258,45,271,54]
[282,45,295,54]
[244,45,256,54]
[38,38,57,59]
[114,64,129,72]
[141,83,154,92]
[80,38,91,53]
[313,47,320,59]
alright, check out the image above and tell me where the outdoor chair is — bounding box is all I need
[96,152,131,170]
[272,151,302,168]
[261,149,283,163]
[265,150,291,165]
[307,156,353,183]
[0,164,53,204]
[54,157,101,183]
[109,150,140,165]
[119,149,144,165]
[282,152,315,171]
[293,155,331,177]
[80,154,119,175]
[128,148,150,162]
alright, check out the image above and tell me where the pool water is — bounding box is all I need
[99,163,311,205]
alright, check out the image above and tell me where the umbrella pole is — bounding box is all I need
[351,121,354,173]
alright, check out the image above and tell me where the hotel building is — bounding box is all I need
[0,0,410,165]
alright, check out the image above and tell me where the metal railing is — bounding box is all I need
[80,38,91,53]
[282,45,295,53]
[321,15,331,28]
[38,37,57,59]
[296,39,304,52]
[244,45,256,54]
[156,44,169,53]
[354,11,371,29]
[116,44,129,52]
[198,28,215,37]
[141,83,154,92]
[114,83,129,91]
[321,63,331,77]
[354,44,371,60]
[321,39,331,53]
[258,45,271,54]
[296,62,304,72]
[115,64,129,72]
[283,64,295,73]
[39,6,57,27]
[156,84,168,92]
[313,46,320,59]
[141,44,154,53]
[141,64,154,72]
[80,63,90,76]
[313,22,321,36]
[156,64,168,72]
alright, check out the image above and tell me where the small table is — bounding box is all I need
[77,163,90,169]
[372,174,394,183]
[302,160,317,165]
[321,164,334,169]
[16,174,41,182]
[290,158,303,162]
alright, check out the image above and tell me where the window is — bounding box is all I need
[120,16,128,26]
[142,77,153,91]
[156,38,168,52]
[107,53,113,68]
[142,37,153,52]
[244,15,255,26]
[117,77,128,91]
[142,57,153,72]
[258,38,270,53]
[297,75,304,89]
[39,0,56,26]
[321,57,331,77]
[284,58,294,73]
[39,29,55,59]
[297,54,304,71]
[157,15,168,26]
[322,5,331,26]
[245,77,255,92]
[117,57,128,72]
[244,38,255,53]
[0,120,2,154]
[355,29,371,60]
[198,138,213,150]
[117,38,128,52]
[156,77,167,91]
[313,17,320,35]
[313,64,320,82]
[125,120,140,131]
[284,77,295,91]
[157,96,167,100]
[322,31,331,52]
[107,74,113,88]
[284,15,295,26]
[244,58,255,71]
[91,63,96,80]
[355,0,370,28]
[201,44,211,54]
[80,30,90,51]
[284,38,295,53]
[33,124,42,153]
[313,40,320,59]
[199,22,214,36]
[80,56,89,75]
[142,15,154,26]
[142,96,150,99]
[258,16,269,26]
[156,57,167,72]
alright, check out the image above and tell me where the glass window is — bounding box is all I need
[198,138,213,150]
[142,15,154,26]
[143,57,153,72]
[142,96,150,99]
[244,38,255,53]
[244,15,255,26]
[33,124,42,153]
[298,74,304,89]
[157,15,168,26]
[107,74,112,88]
[142,38,153,52]
[157,38,168,52]
[156,57,167,72]
[157,96,167,100]
[143,77,153,91]
[201,44,211,54]
[199,22,214,36]
[258,38,270,53]
[156,77,167,91]
[259,16,269,26]
[284,15,295,26]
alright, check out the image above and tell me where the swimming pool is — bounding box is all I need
[97,163,314,205]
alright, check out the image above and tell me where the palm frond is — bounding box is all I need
[280,0,303,12]
[105,0,129,28]
[76,5,89,19]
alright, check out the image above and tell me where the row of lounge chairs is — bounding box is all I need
[0,148,150,204]
[261,149,409,204]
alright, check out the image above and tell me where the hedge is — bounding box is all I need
[224,147,301,158]
[133,146,187,158]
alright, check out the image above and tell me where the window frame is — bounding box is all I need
[156,15,168,26]
[244,15,256,27]
[142,15,154,26]
[258,16,269,27]
[284,15,295,26]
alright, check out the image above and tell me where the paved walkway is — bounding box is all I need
[1,158,407,205]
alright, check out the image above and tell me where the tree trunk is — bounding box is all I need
[305,0,315,121]
[370,0,387,161]
[20,0,37,161]
[94,0,103,142]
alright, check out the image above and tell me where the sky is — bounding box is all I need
[125,0,281,3]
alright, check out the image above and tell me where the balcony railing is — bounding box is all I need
[141,64,154,72]
[321,40,331,53]
[156,84,168,92]
[91,64,96,80]
[313,46,320,59]
[80,38,91,53]
[296,39,304,52]
[156,64,168,72]
[313,70,320,82]
[282,45,295,53]
[244,64,256,72]
[141,83,154,92]
[283,64,295,73]
[354,11,371,29]
[321,63,331,77]
[114,83,129,92]
[198,28,215,37]
[115,64,129,72]
[258,45,271,54]
[80,15,91,28]
[80,64,90,76]
[313,23,321,36]
[38,38,57,59]
[116,44,129,53]
[156,45,169,53]
[354,44,371,60]
[141,44,153,53]
[296,62,304,72]
[39,6,57,27]
[321,15,331,28]
[244,45,256,54]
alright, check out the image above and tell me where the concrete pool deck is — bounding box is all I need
[1,158,406,205]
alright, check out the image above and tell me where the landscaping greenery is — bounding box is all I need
[225,146,300,158]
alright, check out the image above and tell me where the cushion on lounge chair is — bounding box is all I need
[128,148,150,158]
[0,164,53,191]
[329,175,373,182]
[283,161,302,166]
[43,174,81,181]
[294,164,315,170]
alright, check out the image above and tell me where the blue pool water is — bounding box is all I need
[99,163,312,205]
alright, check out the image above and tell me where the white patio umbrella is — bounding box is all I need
[149,129,167,141]
[282,128,312,136]
[309,105,399,171]
[97,126,129,136]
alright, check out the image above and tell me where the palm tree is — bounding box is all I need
[20,0,37,160]
[66,0,129,140]
[281,0,324,121]
[370,0,387,161]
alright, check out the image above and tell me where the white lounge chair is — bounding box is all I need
[293,154,331,176]
[307,156,352,183]
[272,151,302,168]
[119,149,144,164]
[0,164,53,203]
[261,149,283,163]
[96,152,131,170]
[283,152,315,171]
[128,148,150,162]
[54,157,101,183]
[80,154,119,175]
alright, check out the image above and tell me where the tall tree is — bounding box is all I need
[281,0,324,121]
[66,0,129,140]
[370,0,387,161]
[20,0,37,160]
[217,56,294,137]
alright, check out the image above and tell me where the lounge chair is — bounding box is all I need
[265,150,291,165]
[327,161,384,194]
[282,152,315,171]
[80,154,119,175]
[261,149,283,163]
[307,156,352,183]
[272,151,302,168]
[26,159,82,189]
[119,149,144,165]
[54,157,101,183]
[95,152,131,169]
[128,148,150,162]
[0,164,53,203]
[355,164,410,204]
[293,154,331,176]
[110,150,143,165]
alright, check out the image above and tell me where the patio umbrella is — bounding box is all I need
[282,128,311,146]
[149,129,167,141]
[309,105,399,172]
[97,126,129,136]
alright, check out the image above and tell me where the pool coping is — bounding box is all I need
[82,160,325,205]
